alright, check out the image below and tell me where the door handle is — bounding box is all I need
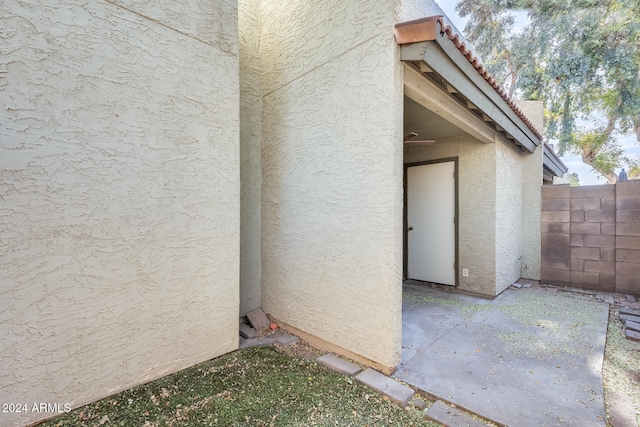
[407,226,414,231]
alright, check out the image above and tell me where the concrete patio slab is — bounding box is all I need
[426,400,487,427]
[356,368,415,407]
[317,354,362,376]
[395,283,609,427]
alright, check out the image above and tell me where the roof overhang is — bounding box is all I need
[543,143,569,181]
[396,16,541,154]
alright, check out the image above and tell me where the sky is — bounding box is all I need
[435,1,639,185]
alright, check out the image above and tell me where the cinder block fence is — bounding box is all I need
[541,181,640,295]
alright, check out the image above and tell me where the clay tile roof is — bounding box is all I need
[437,18,543,140]
[396,16,543,141]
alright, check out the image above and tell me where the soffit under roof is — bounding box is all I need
[396,15,568,178]
[395,16,541,153]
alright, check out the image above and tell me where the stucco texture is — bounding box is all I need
[405,135,540,296]
[516,102,544,281]
[398,0,460,31]
[495,142,525,294]
[260,0,403,369]
[0,1,239,426]
[404,136,497,295]
[239,0,262,315]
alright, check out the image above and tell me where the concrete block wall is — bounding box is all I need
[541,181,640,295]
[541,185,572,286]
[569,185,616,291]
[616,181,640,294]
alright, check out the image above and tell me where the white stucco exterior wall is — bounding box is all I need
[398,0,478,57]
[495,142,525,294]
[260,0,404,370]
[398,0,446,21]
[405,134,535,296]
[517,101,544,280]
[239,0,262,315]
[0,1,239,425]
[404,136,497,296]
[520,143,543,280]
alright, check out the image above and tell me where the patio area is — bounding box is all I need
[394,282,609,426]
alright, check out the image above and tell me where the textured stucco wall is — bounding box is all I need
[398,0,444,21]
[260,0,403,369]
[516,101,543,280]
[239,0,262,315]
[398,0,463,35]
[404,135,497,296]
[521,144,543,280]
[495,142,525,294]
[397,0,478,57]
[0,1,239,426]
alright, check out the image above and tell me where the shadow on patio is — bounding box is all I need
[394,282,609,427]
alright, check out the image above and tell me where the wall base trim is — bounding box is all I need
[271,318,395,376]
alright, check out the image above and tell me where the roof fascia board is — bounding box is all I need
[432,24,543,149]
[395,16,440,44]
[404,64,510,146]
[543,145,569,176]
[402,41,538,153]
[432,28,543,150]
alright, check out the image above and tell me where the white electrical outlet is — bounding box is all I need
[462,269,469,277]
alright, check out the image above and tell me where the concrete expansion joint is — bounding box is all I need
[315,352,500,426]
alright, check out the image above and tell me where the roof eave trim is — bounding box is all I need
[395,17,542,151]
[543,143,569,177]
[394,15,441,45]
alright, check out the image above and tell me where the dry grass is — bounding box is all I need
[602,306,640,426]
[37,345,438,427]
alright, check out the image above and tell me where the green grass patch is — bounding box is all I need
[39,347,437,426]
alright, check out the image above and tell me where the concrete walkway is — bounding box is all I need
[394,282,609,427]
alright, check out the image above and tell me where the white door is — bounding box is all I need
[407,161,456,285]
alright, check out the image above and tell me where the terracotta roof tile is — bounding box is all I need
[437,17,543,140]
[396,17,543,140]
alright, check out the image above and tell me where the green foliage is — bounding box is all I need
[568,172,580,186]
[456,0,640,182]
[628,158,640,178]
[590,141,626,181]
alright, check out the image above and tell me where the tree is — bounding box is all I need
[628,159,640,179]
[568,172,581,186]
[456,0,640,183]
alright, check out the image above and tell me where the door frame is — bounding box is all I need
[403,157,459,286]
